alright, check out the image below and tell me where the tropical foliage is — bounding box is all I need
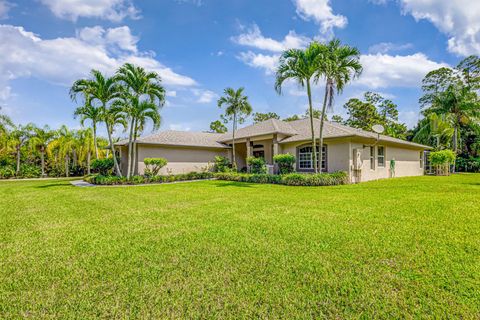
[246,156,267,174]
[273,153,296,174]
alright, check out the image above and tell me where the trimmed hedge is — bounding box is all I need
[215,171,348,186]
[246,156,267,174]
[273,153,295,174]
[85,172,214,185]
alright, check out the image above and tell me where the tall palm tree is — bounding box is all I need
[427,84,480,154]
[217,87,252,170]
[115,63,165,178]
[74,97,102,159]
[275,43,322,172]
[28,124,55,177]
[316,39,362,172]
[70,70,123,176]
[8,125,30,176]
[103,104,127,171]
[76,128,95,175]
[48,126,76,177]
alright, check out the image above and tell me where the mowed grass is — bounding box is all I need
[1,175,480,319]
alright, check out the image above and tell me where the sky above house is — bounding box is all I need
[0,0,478,136]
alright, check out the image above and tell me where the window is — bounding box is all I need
[377,146,385,167]
[298,145,327,171]
[370,146,375,170]
[420,151,424,169]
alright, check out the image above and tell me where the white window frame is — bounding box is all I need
[370,146,375,170]
[298,145,327,171]
[377,146,385,168]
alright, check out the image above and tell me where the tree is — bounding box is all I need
[316,39,362,172]
[76,128,95,175]
[252,112,280,123]
[115,63,165,178]
[331,115,344,123]
[419,67,458,108]
[283,114,302,122]
[209,120,227,133]
[8,125,30,176]
[70,70,123,176]
[217,87,252,170]
[74,98,101,159]
[275,43,322,172]
[412,113,454,150]
[28,124,55,177]
[48,125,76,177]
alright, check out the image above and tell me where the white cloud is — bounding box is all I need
[192,89,218,104]
[232,24,310,52]
[0,24,197,100]
[0,85,11,101]
[356,53,448,88]
[39,0,139,22]
[0,0,12,19]
[399,110,419,129]
[169,123,191,131]
[293,0,347,34]
[368,42,413,54]
[166,90,177,97]
[377,0,480,56]
[237,51,279,74]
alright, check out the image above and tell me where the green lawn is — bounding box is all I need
[1,175,479,318]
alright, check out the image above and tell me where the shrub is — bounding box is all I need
[144,157,168,177]
[246,156,267,174]
[91,158,114,175]
[0,165,15,179]
[213,156,231,172]
[86,172,214,185]
[19,164,41,178]
[215,171,348,186]
[456,156,480,172]
[273,153,296,174]
[429,150,456,176]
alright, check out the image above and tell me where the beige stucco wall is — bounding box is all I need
[133,144,228,175]
[349,141,424,182]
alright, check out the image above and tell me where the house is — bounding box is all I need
[115,118,431,182]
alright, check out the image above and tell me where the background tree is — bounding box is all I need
[252,112,280,123]
[275,43,322,172]
[28,124,55,177]
[74,98,101,159]
[331,115,344,123]
[76,128,95,175]
[209,120,227,133]
[8,125,30,176]
[316,39,362,171]
[217,87,252,170]
[412,113,454,150]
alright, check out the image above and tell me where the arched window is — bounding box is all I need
[297,145,327,171]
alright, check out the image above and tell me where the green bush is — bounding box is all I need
[91,158,114,175]
[273,153,296,174]
[143,157,168,177]
[429,150,456,175]
[246,156,267,174]
[456,156,480,172]
[19,164,41,178]
[0,165,15,179]
[86,172,214,185]
[214,156,231,172]
[215,171,348,186]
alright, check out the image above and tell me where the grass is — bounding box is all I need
[1,174,479,318]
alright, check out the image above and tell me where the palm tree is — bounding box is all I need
[413,113,454,150]
[115,63,165,178]
[28,124,55,177]
[103,104,127,171]
[427,84,480,154]
[217,87,252,170]
[49,126,76,177]
[8,125,30,176]
[74,97,102,159]
[275,43,322,172]
[316,39,362,172]
[70,70,123,176]
[76,128,95,175]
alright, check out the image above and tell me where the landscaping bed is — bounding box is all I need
[214,171,348,186]
[84,172,214,185]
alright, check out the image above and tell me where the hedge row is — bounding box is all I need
[85,172,214,185]
[214,171,349,186]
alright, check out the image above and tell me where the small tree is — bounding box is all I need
[429,150,456,176]
[246,156,267,174]
[144,157,167,177]
[273,153,296,174]
[213,156,231,172]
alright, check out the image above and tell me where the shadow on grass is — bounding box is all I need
[35,183,72,189]
[211,181,254,188]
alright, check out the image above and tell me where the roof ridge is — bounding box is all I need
[271,118,279,132]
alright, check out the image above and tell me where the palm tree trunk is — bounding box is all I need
[87,151,91,175]
[40,148,45,177]
[127,117,135,178]
[318,81,330,173]
[93,122,99,159]
[232,113,237,171]
[16,146,21,176]
[106,123,122,177]
[65,155,69,177]
[131,121,138,176]
[306,80,318,173]
[452,125,458,173]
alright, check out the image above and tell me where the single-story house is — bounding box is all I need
[115,118,431,182]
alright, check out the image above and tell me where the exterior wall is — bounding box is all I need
[350,141,424,182]
[280,139,350,173]
[133,144,228,175]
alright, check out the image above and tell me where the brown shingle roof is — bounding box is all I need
[218,118,297,142]
[116,130,228,148]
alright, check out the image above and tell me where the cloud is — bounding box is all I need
[356,53,448,88]
[0,24,197,100]
[374,0,480,56]
[192,89,218,103]
[166,90,177,97]
[237,51,280,74]
[39,0,139,22]
[293,0,347,34]
[232,24,310,52]
[368,42,413,54]
[399,110,419,129]
[169,123,191,131]
[0,0,12,19]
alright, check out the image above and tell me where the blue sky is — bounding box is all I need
[0,0,478,136]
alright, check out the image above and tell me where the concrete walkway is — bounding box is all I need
[70,180,95,187]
